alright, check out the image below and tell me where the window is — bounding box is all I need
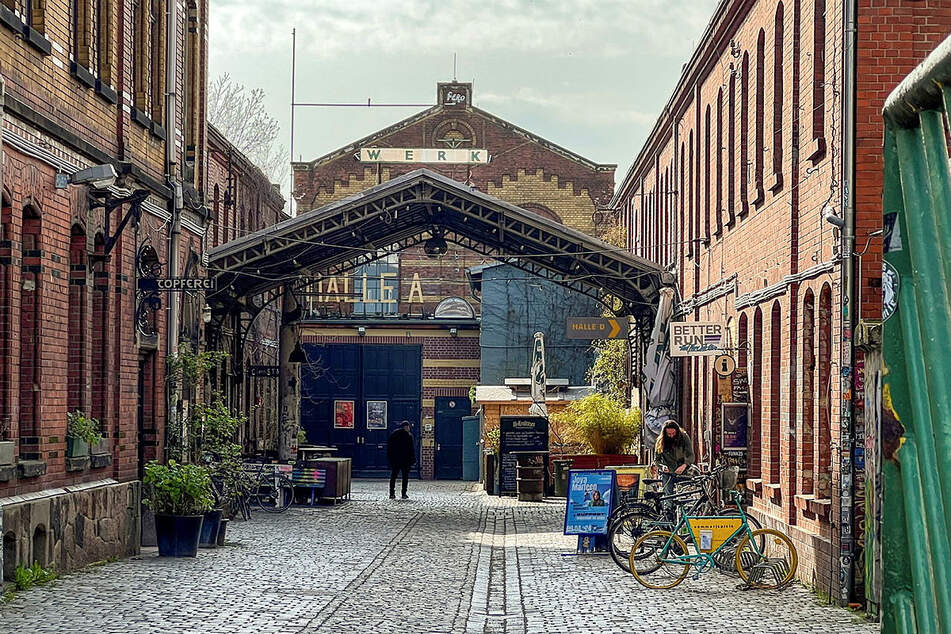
[817,284,833,497]
[728,75,737,226]
[769,301,782,486]
[149,0,165,124]
[213,184,220,247]
[0,191,11,441]
[688,131,695,257]
[18,205,42,449]
[752,30,766,207]
[91,234,109,434]
[772,3,785,190]
[184,1,202,182]
[704,104,711,243]
[738,312,748,369]
[132,0,150,111]
[740,52,750,218]
[811,0,827,160]
[715,89,723,236]
[679,142,685,258]
[353,254,399,316]
[801,289,815,496]
[751,307,763,479]
[68,226,88,413]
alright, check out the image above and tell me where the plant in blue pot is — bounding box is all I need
[143,460,214,557]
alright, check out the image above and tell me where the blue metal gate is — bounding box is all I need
[300,343,422,478]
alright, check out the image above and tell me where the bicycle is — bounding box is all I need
[241,460,295,514]
[628,490,798,590]
[608,464,762,573]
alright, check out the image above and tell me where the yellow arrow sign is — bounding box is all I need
[607,318,620,338]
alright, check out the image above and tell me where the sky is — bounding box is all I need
[208,0,719,196]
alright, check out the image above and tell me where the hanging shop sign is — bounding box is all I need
[137,277,216,292]
[563,469,616,535]
[565,317,624,339]
[498,416,548,495]
[358,147,490,164]
[714,354,736,377]
[668,321,725,357]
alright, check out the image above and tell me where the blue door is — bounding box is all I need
[301,343,421,478]
[435,396,471,479]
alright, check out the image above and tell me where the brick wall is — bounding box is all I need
[613,0,951,596]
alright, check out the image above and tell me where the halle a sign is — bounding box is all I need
[359,148,490,164]
[669,322,725,357]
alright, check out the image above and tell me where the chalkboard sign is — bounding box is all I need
[499,416,549,494]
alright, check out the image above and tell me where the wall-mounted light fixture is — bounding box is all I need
[288,342,307,364]
[357,326,367,337]
[449,327,458,338]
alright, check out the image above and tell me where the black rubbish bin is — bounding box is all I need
[552,459,573,497]
[484,451,496,495]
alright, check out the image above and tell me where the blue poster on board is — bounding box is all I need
[563,469,616,535]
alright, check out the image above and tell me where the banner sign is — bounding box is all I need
[247,365,280,378]
[564,469,616,535]
[359,147,489,164]
[138,277,216,292]
[499,416,548,494]
[668,321,725,357]
[565,317,624,339]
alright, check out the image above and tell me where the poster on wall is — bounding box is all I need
[366,400,388,430]
[334,400,355,429]
[721,403,749,450]
[563,469,616,535]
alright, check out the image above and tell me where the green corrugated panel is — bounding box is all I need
[882,37,951,633]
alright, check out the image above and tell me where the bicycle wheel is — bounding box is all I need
[629,530,690,589]
[254,472,294,513]
[607,504,658,573]
[734,528,798,589]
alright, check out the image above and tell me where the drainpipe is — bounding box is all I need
[838,0,859,606]
[165,1,182,458]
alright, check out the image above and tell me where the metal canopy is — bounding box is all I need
[207,169,671,317]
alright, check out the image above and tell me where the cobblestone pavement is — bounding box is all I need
[0,481,878,634]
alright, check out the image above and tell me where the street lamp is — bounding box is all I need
[288,342,307,364]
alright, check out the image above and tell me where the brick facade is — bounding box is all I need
[614,0,951,600]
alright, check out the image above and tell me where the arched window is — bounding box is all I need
[751,307,763,479]
[801,289,816,495]
[715,89,724,236]
[740,52,750,218]
[688,130,695,258]
[738,312,748,369]
[728,73,737,226]
[772,3,785,190]
[213,184,220,247]
[91,233,109,434]
[679,142,686,258]
[769,301,782,486]
[0,190,11,441]
[19,204,43,448]
[811,0,827,159]
[817,284,833,497]
[753,30,766,206]
[68,225,89,413]
[704,104,712,243]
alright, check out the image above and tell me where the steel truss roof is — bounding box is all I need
[207,169,671,318]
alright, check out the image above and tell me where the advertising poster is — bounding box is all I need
[366,400,387,430]
[334,400,355,429]
[721,403,749,450]
[564,470,616,535]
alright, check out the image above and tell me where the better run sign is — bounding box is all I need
[668,321,725,357]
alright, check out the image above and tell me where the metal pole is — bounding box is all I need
[289,29,296,217]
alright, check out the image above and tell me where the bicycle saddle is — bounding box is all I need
[642,478,663,485]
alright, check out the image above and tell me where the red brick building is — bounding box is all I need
[613,0,951,604]
[292,83,616,479]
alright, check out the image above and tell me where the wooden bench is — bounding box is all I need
[291,467,327,506]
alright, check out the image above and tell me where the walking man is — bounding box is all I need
[387,420,416,499]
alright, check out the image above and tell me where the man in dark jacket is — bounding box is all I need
[387,421,416,499]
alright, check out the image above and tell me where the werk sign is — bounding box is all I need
[358,148,490,164]
[137,277,217,292]
[565,317,625,340]
[669,322,725,357]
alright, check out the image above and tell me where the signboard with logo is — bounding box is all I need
[564,469,616,535]
[498,416,548,494]
[359,148,489,164]
[668,322,725,357]
[138,277,216,292]
[565,317,625,339]
[438,82,472,107]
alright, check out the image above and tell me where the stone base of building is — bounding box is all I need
[0,479,140,582]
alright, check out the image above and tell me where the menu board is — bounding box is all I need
[499,416,549,494]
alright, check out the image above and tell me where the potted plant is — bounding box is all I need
[191,397,246,544]
[143,460,214,557]
[66,411,102,458]
[550,393,641,457]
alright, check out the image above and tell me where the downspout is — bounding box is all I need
[838,0,859,606]
[165,1,182,458]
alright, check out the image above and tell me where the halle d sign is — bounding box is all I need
[668,322,725,357]
[566,317,625,340]
[359,147,490,164]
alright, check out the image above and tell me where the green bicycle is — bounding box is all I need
[628,490,798,590]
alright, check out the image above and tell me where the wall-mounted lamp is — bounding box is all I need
[357,326,367,337]
[449,327,458,338]
[288,342,307,364]
[202,303,213,324]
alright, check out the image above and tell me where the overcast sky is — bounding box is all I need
[208,0,719,194]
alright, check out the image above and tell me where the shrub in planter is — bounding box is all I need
[549,393,641,455]
[66,411,102,458]
[143,460,214,557]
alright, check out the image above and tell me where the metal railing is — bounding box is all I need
[881,33,951,634]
